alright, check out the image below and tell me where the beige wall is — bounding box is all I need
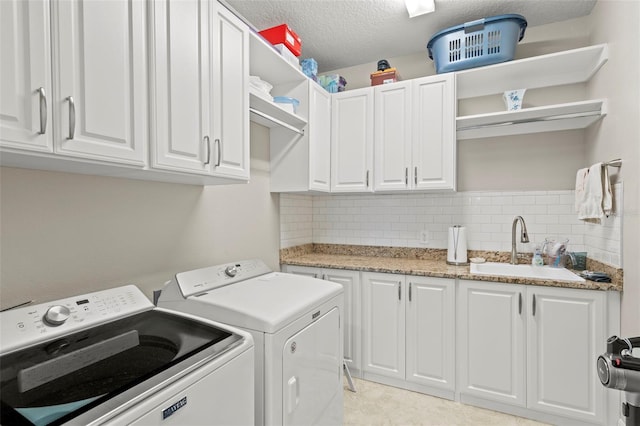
[0,123,280,308]
[586,0,640,336]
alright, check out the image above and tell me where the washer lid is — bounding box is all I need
[189,272,343,333]
[0,310,243,426]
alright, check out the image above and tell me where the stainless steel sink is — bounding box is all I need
[470,262,586,282]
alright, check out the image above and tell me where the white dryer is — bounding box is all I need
[157,259,344,426]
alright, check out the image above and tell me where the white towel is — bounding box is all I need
[574,167,589,213]
[602,164,612,217]
[576,162,612,223]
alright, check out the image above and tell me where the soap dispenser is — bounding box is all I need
[532,246,544,266]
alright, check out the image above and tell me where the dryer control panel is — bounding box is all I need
[0,285,153,354]
[175,259,272,297]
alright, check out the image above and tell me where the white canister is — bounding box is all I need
[447,225,468,265]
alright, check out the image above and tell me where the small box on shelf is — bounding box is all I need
[370,68,399,86]
[259,24,302,57]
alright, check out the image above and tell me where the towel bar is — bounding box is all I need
[604,159,622,167]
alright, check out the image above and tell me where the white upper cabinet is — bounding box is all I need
[374,74,456,192]
[331,87,374,193]
[0,0,53,153]
[52,0,147,165]
[210,3,249,180]
[149,0,248,179]
[308,82,332,191]
[374,81,412,191]
[149,0,211,174]
[412,74,456,190]
[1,0,146,165]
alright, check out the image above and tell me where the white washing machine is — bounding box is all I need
[0,285,254,426]
[157,259,344,426]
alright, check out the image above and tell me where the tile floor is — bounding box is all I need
[344,378,549,425]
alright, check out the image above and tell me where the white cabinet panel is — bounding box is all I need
[150,0,248,179]
[211,3,249,179]
[362,272,405,380]
[308,83,332,191]
[374,82,412,191]
[373,75,455,192]
[0,0,52,152]
[331,88,373,192]
[150,0,209,173]
[52,0,146,165]
[527,286,605,423]
[458,280,526,406]
[412,74,456,190]
[406,276,455,391]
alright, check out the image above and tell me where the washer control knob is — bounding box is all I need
[43,305,71,326]
[225,265,238,277]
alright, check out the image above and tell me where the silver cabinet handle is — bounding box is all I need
[366,170,370,187]
[518,293,522,315]
[67,96,75,139]
[405,167,408,186]
[409,282,412,302]
[203,136,211,165]
[414,166,418,185]
[37,87,47,134]
[215,138,221,167]
[398,281,402,301]
[532,294,537,316]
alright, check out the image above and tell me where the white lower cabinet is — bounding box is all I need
[458,280,612,425]
[281,265,361,373]
[526,286,606,424]
[458,281,526,406]
[362,272,455,396]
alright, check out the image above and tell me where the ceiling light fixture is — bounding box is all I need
[404,0,435,18]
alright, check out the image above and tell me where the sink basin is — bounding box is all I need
[470,262,585,283]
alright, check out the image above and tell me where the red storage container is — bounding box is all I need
[259,24,302,57]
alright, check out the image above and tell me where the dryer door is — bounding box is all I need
[282,307,341,426]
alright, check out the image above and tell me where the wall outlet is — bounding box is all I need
[419,230,429,244]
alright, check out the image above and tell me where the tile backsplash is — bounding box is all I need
[280,184,623,268]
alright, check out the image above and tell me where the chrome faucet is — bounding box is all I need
[511,216,530,264]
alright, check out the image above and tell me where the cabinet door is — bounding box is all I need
[527,286,605,423]
[324,268,361,373]
[0,0,52,152]
[458,280,525,406]
[362,272,405,380]
[412,74,455,190]
[374,81,412,191]
[331,87,373,193]
[150,0,210,173]
[210,2,249,180]
[308,82,331,192]
[52,0,146,165]
[406,276,455,391]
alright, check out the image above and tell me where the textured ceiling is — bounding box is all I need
[225,0,597,72]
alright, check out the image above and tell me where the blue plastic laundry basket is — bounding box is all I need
[427,14,527,74]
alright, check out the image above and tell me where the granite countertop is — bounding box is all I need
[280,244,623,292]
